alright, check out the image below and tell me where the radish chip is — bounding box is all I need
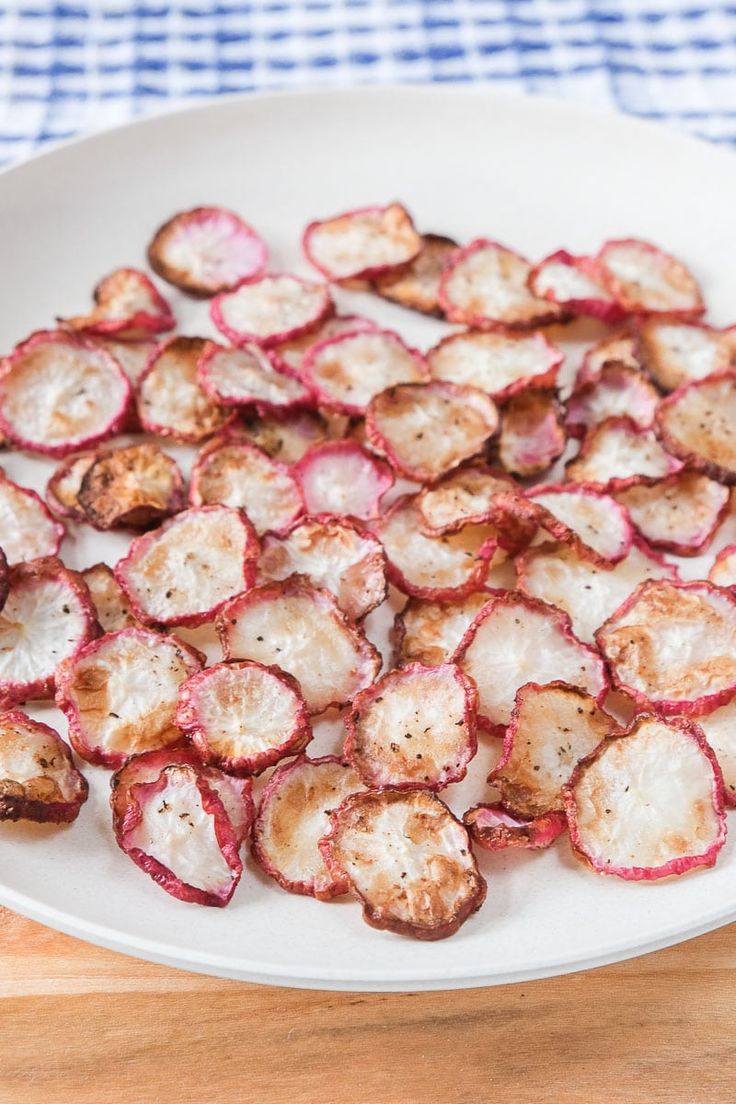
[0,711,88,823]
[417,465,520,535]
[211,274,333,347]
[577,331,641,386]
[300,329,428,415]
[80,563,140,632]
[463,804,567,851]
[77,443,184,530]
[372,233,458,316]
[46,452,96,520]
[528,250,622,321]
[271,313,378,375]
[566,416,682,487]
[428,330,563,401]
[137,336,232,443]
[565,365,659,437]
[691,697,736,806]
[657,372,736,483]
[392,592,494,667]
[0,470,63,563]
[236,409,328,463]
[197,341,311,411]
[61,268,175,340]
[148,207,267,296]
[499,390,566,477]
[527,484,633,565]
[595,239,704,318]
[616,472,729,556]
[189,439,304,536]
[710,545,736,589]
[293,441,394,520]
[638,319,736,392]
[303,203,421,281]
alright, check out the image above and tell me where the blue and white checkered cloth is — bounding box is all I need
[2,0,736,166]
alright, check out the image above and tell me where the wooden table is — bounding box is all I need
[0,909,732,1103]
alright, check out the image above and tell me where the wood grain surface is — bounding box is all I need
[0,909,732,1104]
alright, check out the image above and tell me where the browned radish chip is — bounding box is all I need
[376,495,497,600]
[527,484,633,565]
[0,710,87,823]
[61,268,175,340]
[197,341,312,411]
[498,390,566,477]
[452,591,608,732]
[217,578,380,714]
[252,755,365,899]
[528,250,623,322]
[517,539,679,644]
[46,452,96,520]
[392,591,495,667]
[438,239,567,330]
[365,381,498,483]
[0,558,99,709]
[258,516,386,620]
[271,313,378,376]
[211,274,333,347]
[428,330,563,402]
[565,365,659,437]
[0,470,64,563]
[300,329,428,415]
[77,443,184,530]
[656,371,736,483]
[56,628,203,768]
[189,439,304,536]
[566,416,682,488]
[115,505,259,628]
[616,472,729,556]
[302,203,422,282]
[344,663,477,791]
[176,660,311,776]
[235,409,329,463]
[490,681,620,817]
[147,207,267,296]
[136,335,232,443]
[293,440,394,520]
[637,319,736,392]
[372,233,458,316]
[416,465,520,536]
[80,563,140,631]
[93,338,157,384]
[0,330,131,457]
[595,239,704,318]
[463,804,567,851]
[710,545,736,589]
[691,697,736,806]
[320,789,486,940]
[565,716,726,880]
[577,330,640,387]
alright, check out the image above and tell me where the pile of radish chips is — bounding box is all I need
[2,198,736,944]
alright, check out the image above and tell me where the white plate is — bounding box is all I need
[1,86,736,992]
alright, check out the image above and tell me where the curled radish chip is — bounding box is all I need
[499,390,566,477]
[61,268,175,340]
[428,330,563,402]
[376,495,497,600]
[293,441,394,520]
[0,711,87,823]
[56,628,203,768]
[258,516,386,620]
[577,330,641,387]
[566,416,682,488]
[217,578,381,714]
[566,365,659,437]
[137,335,232,443]
[392,591,494,667]
[517,539,679,644]
[0,558,99,709]
[115,505,259,627]
[710,545,736,589]
[637,319,736,392]
[463,804,567,852]
[490,682,620,816]
[656,371,736,484]
[252,755,365,899]
[80,563,140,631]
[320,790,486,940]
[417,465,520,536]
[211,274,333,348]
[0,470,63,563]
[528,250,622,322]
[189,439,304,536]
[46,452,96,520]
[691,697,736,806]
[616,472,729,556]
[197,341,311,411]
[93,338,157,385]
[345,663,478,791]
[452,591,608,732]
[527,484,633,565]
[595,239,704,318]
[565,716,726,880]
[438,239,567,330]
[0,330,131,457]
[302,203,421,281]
[77,443,184,530]
[271,313,378,376]
[372,233,458,316]
[365,381,498,483]
[147,207,267,296]
[300,329,428,416]
[235,409,329,463]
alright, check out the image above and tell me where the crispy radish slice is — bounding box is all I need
[376,495,497,600]
[93,338,157,384]
[271,313,378,375]
[490,682,620,816]
[81,563,140,631]
[438,239,566,330]
[372,233,458,316]
[258,516,386,620]
[148,207,267,296]
[428,330,563,402]
[211,274,333,348]
[577,330,640,387]
[115,505,259,627]
[189,439,304,536]
[527,484,633,565]
[566,365,659,438]
[566,416,682,488]
[56,628,203,768]
[61,268,175,340]
[252,755,365,899]
[176,660,311,776]
[0,711,87,823]
[710,545,736,589]
[595,239,704,318]
[691,697,736,806]
[300,329,428,416]
[345,663,477,790]
[528,250,622,321]
[218,578,380,714]
[0,330,131,457]
[46,452,96,520]
[137,335,232,443]
[616,472,729,556]
[657,371,736,483]
[236,409,329,463]
[197,341,311,411]
[293,440,394,520]
[499,390,566,477]
[0,558,99,709]
[417,465,519,536]
[637,319,736,392]
[452,592,608,732]
[565,715,726,879]
[463,804,567,851]
[77,443,184,530]
[321,789,486,940]
[0,470,64,563]
[365,381,498,483]
[392,592,495,667]
[302,203,421,281]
